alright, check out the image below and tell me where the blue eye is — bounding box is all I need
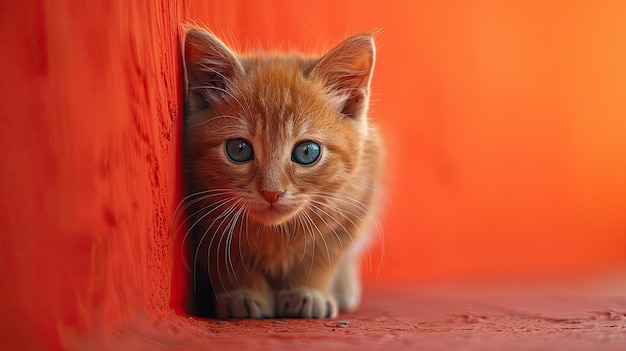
[225,138,254,163]
[291,141,321,165]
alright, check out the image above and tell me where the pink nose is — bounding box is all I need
[261,190,284,204]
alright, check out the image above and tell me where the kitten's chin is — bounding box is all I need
[248,205,298,226]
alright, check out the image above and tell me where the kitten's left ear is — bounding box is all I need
[311,34,376,119]
[183,27,243,112]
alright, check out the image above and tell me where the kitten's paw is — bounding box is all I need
[277,288,338,318]
[215,290,274,318]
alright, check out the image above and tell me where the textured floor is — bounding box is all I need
[67,276,626,350]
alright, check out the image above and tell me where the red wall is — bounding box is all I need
[1,1,625,349]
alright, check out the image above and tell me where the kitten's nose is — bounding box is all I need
[261,190,284,204]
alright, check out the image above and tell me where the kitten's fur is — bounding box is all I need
[181,27,383,318]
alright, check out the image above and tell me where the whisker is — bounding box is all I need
[209,198,244,297]
[307,202,354,249]
[313,191,369,213]
[191,63,255,119]
[294,212,308,271]
[308,191,385,281]
[299,210,319,283]
[224,204,247,290]
[308,199,363,230]
[172,188,234,228]
[182,197,235,272]
[304,205,333,269]
[238,206,251,277]
[193,197,241,294]
[189,114,240,128]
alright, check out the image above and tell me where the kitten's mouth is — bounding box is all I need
[248,203,298,226]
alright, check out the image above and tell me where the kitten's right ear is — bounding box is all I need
[311,34,376,120]
[183,28,243,111]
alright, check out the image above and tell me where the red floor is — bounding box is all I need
[64,276,626,350]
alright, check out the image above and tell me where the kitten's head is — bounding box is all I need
[183,28,375,226]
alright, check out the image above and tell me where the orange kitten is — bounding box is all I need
[181,27,383,318]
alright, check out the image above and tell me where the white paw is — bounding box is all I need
[277,288,338,318]
[215,290,274,318]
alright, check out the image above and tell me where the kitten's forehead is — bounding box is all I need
[239,56,325,137]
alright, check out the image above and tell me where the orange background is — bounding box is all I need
[1,0,625,349]
[184,1,626,283]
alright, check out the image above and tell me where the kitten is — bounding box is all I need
[180,26,383,319]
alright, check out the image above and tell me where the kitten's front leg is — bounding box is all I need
[331,250,362,312]
[277,287,338,318]
[210,262,275,318]
[276,260,340,318]
[215,288,274,318]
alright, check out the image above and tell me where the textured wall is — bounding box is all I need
[0,1,183,349]
[1,1,625,349]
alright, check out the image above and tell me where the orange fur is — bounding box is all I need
[181,26,383,318]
